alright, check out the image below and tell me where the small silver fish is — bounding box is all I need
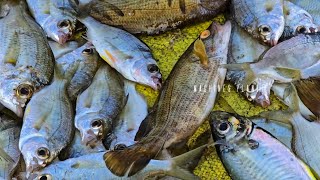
[210,111,316,180]
[106,80,148,150]
[19,72,73,173]
[282,1,318,38]
[55,42,100,100]
[30,145,207,180]
[75,64,126,147]
[48,40,79,59]
[260,83,320,175]
[227,22,271,107]
[231,0,285,46]
[26,0,77,44]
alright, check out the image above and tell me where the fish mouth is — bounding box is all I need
[1,101,24,117]
[254,92,271,108]
[151,76,162,90]
[81,132,100,147]
[57,33,71,44]
[267,38,278,46]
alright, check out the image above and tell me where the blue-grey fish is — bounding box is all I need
[210,111,316,180]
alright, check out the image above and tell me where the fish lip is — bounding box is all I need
[267,38,278,46]
[254,92,271,108]
[57,33,71,44]
[81,133,100,147]
[151,76,162,90]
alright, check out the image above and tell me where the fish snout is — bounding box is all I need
[254,92,271,108]
[57,33,70,45]
[81,129,99,146]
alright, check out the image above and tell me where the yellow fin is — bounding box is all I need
[193,38,208,67]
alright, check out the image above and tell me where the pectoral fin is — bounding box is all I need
[274,67,301,80]
[193,38,209,67]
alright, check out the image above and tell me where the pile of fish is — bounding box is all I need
[0,0,320,179]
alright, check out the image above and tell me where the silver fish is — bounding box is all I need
[282,1,318,37]
[74,15,162,90]
[106,80,148,150]
[290,0,320,26]
[60,131,106,159]
[210,111,316,180]
[48,40,79,59]
[103,22,231,177]
[55,42,100,100]
[30,145,207,180]
[26,0,77,44]
[260,83,320,175]
[231,0,285,46]
[75,64,126,147]
[19,74,73,173]
[224,33,320,105]
[0,113,21,179]
[226,22,271,107]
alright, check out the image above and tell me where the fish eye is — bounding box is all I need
[91,119,102,129]
[217,122,230,134]
[58,20,70,28]
[36,147,50,160]
[114,144,127,150]
[296,26,307,34]
[259,25,271,35]
[16,84,34,99]
[38,174,52,180]
[147,64,159,73]
[82,48,94,55]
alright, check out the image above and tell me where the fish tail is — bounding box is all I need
[166,145,207,180]
[103,144,157,177]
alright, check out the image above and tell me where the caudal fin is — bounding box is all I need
[103,145,155,177]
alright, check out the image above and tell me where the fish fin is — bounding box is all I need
[259,110,293,125]
[103,145,154,177]
[297,159,318,180]
[283,83,301,111]
[273,67,301,80]
[222,63,256,87]
[0,148,14,163]
[135,108,157,141]
[166,145,207,180]
[193,38,209,67]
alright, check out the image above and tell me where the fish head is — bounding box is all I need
[0,68,35,117]
[20,137,54,174]
[245,77,274,108]
[132,59,162,90]
[44,16,76,44]
[76,117,109,147]
[293,19,318,35]
[209,111,252,149]
[257,15,284,46]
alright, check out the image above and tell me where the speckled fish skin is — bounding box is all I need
[106,80,148,150]
[76,0,228,34]
[210,111,315,180]
[289,0,320,26]
[103,22,231,177]
[60,131,106,159]
[226,22,271,107]
[26,0,77,44]
[19,77,73,174]
[78,16,163,90]
[55,42,100,101]
[0,113,21,179]
[231,0,285,46]
[0,0,54,85]
[261,84,320,176]
[282,1,318,38]
[75,64,126,147]
[48,40,79,59]
[30,145,206,180]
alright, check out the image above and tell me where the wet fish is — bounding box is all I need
[19,71,74,173]
[0,113,21,179]
[103,22,231,177]
[282,1,318,38]
[106,80,148,150]
[55,42,100,100]
[60,131,106,159]
[260,83,320,176]
[26,0,77,44]
[223,33,320,105]
[30,145,206,180]
[226,22,271,107]
[71,0,228,34]
[231,0,285,46]
[48,40,79,59]
[290,0,320,26]
[69,13,163,90]
[210,111,315,180]
[75,64,126,147]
